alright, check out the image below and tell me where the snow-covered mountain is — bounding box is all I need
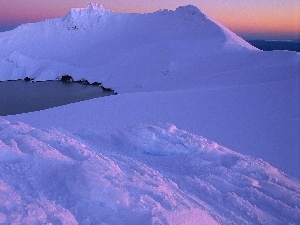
[0,3,300,224]
[0,4,298,91]
[1,4,298,93]
[0,3,260,90]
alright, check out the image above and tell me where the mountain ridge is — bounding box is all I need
[0,3,262,91]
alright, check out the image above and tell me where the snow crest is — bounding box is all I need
[175,4,206,17]
[60,3,113,29]
[69,2,112,14]
[85,2,108,11]
[1,119,299,224]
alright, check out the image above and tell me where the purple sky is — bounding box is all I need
[0,0,299,39]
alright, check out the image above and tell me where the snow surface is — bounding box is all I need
[0,3,300,224]
[0,119,299,224]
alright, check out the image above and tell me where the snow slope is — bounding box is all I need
[0,3,300,224]
[0,3,261,91]
[0,119,299,224]
[5,73,299,178]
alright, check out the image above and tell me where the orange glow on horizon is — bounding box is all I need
[204,3,299,37]
[217,12,299,35]
[0,0,298,38]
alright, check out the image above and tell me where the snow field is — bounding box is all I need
[0,119,299,224]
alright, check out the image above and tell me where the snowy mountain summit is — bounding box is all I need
[70,2,112,15]
[0,3,259,88]
[174,4,206,17]
[84,2,108,11]
[60,3,112,30]
[71,2,110,12]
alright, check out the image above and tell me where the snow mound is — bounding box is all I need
[112,123,221,156]
[1,119,299,224]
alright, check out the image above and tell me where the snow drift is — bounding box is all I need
[0,119,299,224]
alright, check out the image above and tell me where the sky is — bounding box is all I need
[0,0,299,40]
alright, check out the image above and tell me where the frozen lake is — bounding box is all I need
[0,80,113,116]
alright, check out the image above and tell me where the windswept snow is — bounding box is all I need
[5,76,299,178]
[0,119,299,224]
[0,3,300,224]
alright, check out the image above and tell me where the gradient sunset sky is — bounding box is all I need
[0,0,299,40]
